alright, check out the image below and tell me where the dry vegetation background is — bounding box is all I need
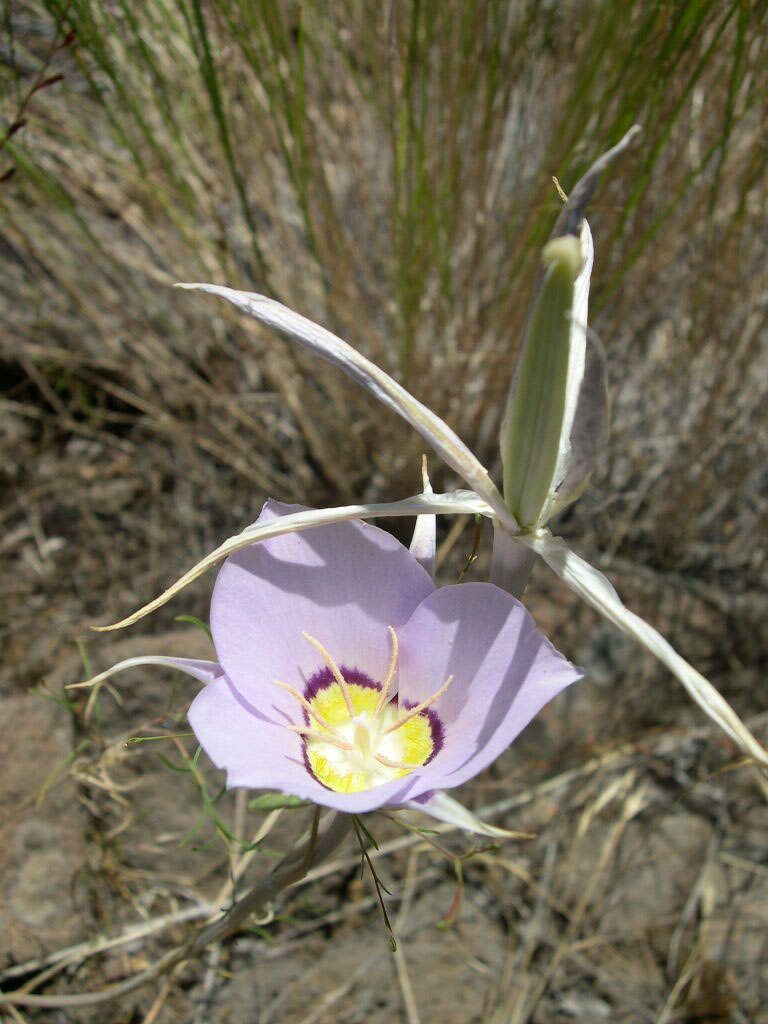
[1,1,768,1021]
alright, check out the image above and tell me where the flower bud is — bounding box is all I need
[500,233,585,528]
[499,128,640,531]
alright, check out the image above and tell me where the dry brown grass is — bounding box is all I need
[1,1,767,1020]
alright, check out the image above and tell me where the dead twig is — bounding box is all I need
[393,849,422,1024]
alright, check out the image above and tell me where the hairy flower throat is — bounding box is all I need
[278,627,451,794]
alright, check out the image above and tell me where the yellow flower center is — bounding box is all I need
[305,679,435,793]
[277,626,453,795]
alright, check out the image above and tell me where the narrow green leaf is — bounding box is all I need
[174,614,213,641]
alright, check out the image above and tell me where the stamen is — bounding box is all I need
[384,675,454,735]
[374,626,399,716]
[302,632,355,718]
[286,723,354,751]
[375,752,414,771]
[274,679,343,736]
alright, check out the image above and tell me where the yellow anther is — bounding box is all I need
[384,675,454,736]
[374,626,399,716]
[302,631,355,718]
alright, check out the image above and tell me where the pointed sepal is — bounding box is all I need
[93,492,492,632]
[409,456,436,579]
[177,283,513,528]
[404,791,525,840]
[523,530,768,770]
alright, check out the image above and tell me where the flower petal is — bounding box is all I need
[176,283,513,528]
[395,582,582,795]
[189,674,426,812]
[210,502,434,721]
[188,675,303,789]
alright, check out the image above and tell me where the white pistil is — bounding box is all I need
[384,675,454,736]
[302,631,356,717]
[354,722,372,756]
[373,626,399,716]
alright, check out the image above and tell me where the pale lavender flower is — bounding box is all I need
[87,129,768,771]
[92,502,580,832]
